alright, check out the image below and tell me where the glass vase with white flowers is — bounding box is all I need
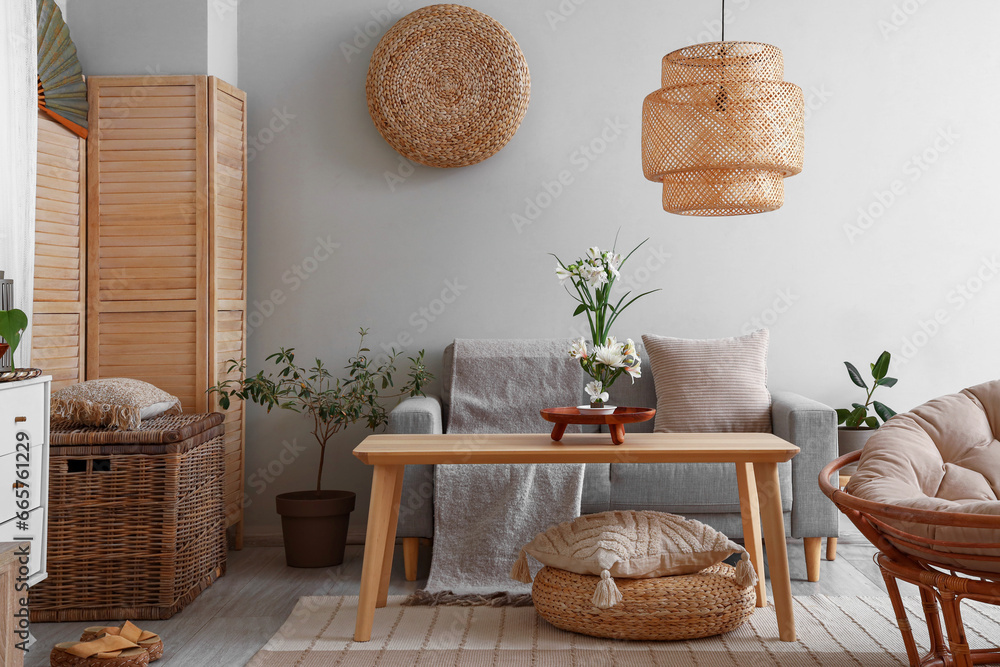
[553,238,660,410]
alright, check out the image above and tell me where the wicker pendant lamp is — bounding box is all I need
[641,13,804,216]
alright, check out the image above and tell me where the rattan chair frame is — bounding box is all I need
[820,451,1000,667]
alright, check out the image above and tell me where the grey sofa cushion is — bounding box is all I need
[581,463,611,514]
[608,461,792,515]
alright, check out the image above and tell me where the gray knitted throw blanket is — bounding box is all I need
[421,339,586,598]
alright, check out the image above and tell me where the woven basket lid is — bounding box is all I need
[366,4,530,168]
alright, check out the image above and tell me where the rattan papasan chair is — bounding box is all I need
[821,379,1000,667]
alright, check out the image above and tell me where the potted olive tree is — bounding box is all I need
[836,351,898,475]
[209,328,432,567]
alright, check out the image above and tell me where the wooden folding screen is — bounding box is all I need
[86,76,247,546]
[33,112,87,391]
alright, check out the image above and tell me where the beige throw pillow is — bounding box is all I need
[642,330,771,433]
[510,510,756,608]
[52,378,182,431]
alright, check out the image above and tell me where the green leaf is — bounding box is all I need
[0,309,28,357]
[872,351,891,381]
[864,416,879,429]
[573,303,588,316]
[852,403,865,411]
[877,377,898,387]
[846,405,867,428]
[844,362,867,389]
[873,401,896,423]
[835,408,852,425]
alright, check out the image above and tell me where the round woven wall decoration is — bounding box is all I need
[366,4,530,168]
[642,42,804,216]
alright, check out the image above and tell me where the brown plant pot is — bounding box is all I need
[276,490,356,568]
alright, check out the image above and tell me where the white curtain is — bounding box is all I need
[0,0,37,368]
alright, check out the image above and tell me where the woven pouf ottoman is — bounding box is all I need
[532,563,755,640]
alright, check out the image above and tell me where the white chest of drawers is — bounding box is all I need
[0,376,50,586]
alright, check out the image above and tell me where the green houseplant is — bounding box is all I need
[209,328,432,567]
[552,238,660,410]
[836,351,898,474]
[0,308,28,371]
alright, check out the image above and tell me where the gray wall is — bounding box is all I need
[70,0,236,85]
[237,0,1000,539]
[67,0,1000,539]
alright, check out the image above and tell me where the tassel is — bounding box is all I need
[591,570,623,609]
[734,551,758,590]
[510,549,532,584]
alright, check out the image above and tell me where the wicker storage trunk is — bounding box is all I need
[31,413,228,622]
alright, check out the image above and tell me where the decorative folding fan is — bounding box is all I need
[36,0,88,138]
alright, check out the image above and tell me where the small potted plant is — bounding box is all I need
[836,350,898,472]
[0,308,28,371]
[553,238,660,412]
[209,328,432,568]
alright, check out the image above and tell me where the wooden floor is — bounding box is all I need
[27,516,889,667]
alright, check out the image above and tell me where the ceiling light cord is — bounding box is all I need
[721,0,725,42]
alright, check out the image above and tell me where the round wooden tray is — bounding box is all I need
[540,406,656,446]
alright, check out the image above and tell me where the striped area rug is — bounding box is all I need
[247,595,1000,666]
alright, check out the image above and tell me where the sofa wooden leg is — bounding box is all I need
[826,537,838,561]
[804,537,822,582]
[403,537,420,582]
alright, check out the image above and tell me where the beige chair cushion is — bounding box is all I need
[847,379,1000,573]
[642,330,771,433]
[51,378,182,431]
[520,510,746,579]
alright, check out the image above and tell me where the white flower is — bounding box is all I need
[568,337,588,359]
[609,252,623,269]
[587,247,602,261]
[608,263,620,281]
[555,265,574,283]
[605,336,618,349]
[584,265,608,288]
[626,363,642,382]
[585,380,609,403]
[593,344,626,368]
[623,338,636,356]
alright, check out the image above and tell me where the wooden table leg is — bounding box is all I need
[354,464,404,642]
[754,461,796,642]
[550,423,567,441]
[609,423,625,446]
[377,465,406,606]
[735,462,767,608]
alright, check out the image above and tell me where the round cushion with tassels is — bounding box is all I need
[531,563,756,641]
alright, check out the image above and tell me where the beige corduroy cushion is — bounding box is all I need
[51,378,182,431]
[511,510,756,609]
[642,330,771,433]
[847,379,1000,574]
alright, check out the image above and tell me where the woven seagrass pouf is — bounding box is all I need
[532,563,755,641]
[366,4,530,168]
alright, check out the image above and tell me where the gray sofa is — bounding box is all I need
[389,340,840,582]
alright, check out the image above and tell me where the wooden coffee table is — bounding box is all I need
[352,432,800,642]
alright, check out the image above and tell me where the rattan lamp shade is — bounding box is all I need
[642,42,804,216]
[366,4,530,168]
